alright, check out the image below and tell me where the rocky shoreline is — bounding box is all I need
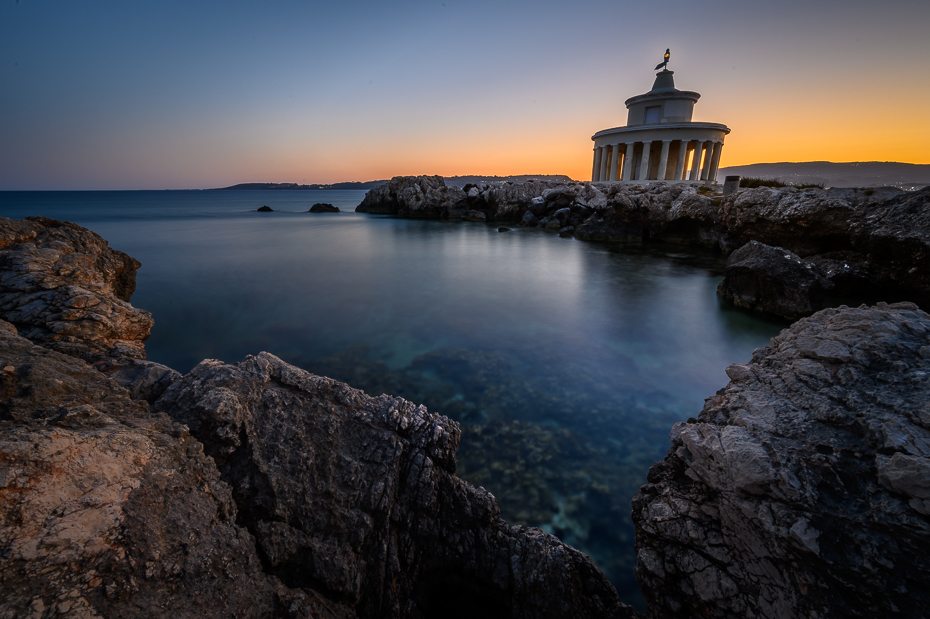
[358,176,930,318]
[2,215,929,618]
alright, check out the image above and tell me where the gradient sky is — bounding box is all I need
[1,0,928,189]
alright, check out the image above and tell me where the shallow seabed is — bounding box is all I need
[0,190,786,610]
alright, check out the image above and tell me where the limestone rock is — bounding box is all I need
[0,216,153,360]
[717,185,901,255]
[356,175,467,219]
[850,186,930,305]
[717,240,834,319]
[154,352,633,619]
[0,320,347,619]
[633,303,930,619]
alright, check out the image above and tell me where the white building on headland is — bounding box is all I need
[591,59,730,184]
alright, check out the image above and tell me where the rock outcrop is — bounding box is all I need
[356,178,930,311]
[0,320,344,619]
[632,302,930,618]
[0,216,152,360]
[356,176,468,219]
[717,240,834,319]
[154,353,632,619]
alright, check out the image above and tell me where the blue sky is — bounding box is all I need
[2,0,928,188]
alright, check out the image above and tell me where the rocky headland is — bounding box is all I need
[2,214,929,618]
[357,176,930,318]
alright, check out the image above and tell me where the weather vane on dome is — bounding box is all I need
[655,48,670,71]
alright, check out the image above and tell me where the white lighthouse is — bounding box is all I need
[591,54,730,184]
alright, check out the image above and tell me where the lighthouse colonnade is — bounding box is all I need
[591,139,723,183]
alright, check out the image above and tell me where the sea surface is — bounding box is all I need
[0,190,786,609]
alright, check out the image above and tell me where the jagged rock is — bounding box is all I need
[356,176,467,219]
[0,216,153,361]
[717,185,901,255]
[154,352,633,619]
[519,211,539,227]
[717,240,834,319]
[309,203,340,213]
[0,320,345,619]
[633,302,930,619]
[485,181,565,221]
[257,205,274,212]
[850,186,930,305]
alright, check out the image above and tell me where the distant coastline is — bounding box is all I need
[211,163,930,193]
[213,174,575,192]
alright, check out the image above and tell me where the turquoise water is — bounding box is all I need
[0,190,785,609]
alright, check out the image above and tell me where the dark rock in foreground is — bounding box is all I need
[0,320,336,618]
[155,353,632,619]
[309,203,340,213]
[632,302,930,618]
[717,240,834,319]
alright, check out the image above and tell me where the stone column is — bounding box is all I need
[657,140,672,181]
[609,143,621,181]
[592,147,601,182]
[599,146,609,183]
[708,142,724,182]
[701,142,714,181]
[622,142,635,181]
[676,140,689,180]
[639,141,653,181]
[689,141,705,181]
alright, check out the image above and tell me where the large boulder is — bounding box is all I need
[154,352,633,619]
[850,186,930,305]
[0,320,340,619]
[0,216,153,360]
[633,302,930,619]
[717,186,901,255]
[717,240,834,319]
[309,203,340,213]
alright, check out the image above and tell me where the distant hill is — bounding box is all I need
[214,175,576,191]
[716,162,930,190]
[214,181,389,190]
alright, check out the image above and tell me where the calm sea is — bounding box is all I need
[0,190,785,609]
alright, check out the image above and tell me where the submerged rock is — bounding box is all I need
[717,240,834,319]
[633,302,930,618]
[309,203,340,213]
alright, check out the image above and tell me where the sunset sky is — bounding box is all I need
[1,0,928,189]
